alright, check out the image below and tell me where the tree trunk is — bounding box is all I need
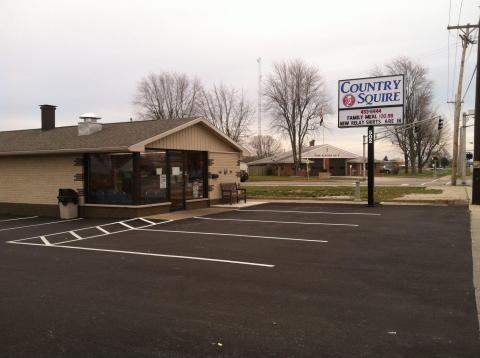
[404,153,409,174]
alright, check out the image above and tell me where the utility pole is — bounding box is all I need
[460,112,467,184]
[473,20,480,204]
[447,24,476,186]
[257,57,262,138]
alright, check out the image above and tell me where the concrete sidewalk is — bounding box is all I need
[390,185,471,205]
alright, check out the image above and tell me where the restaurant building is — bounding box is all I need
[0,105,247,218]
[247,142,361,176]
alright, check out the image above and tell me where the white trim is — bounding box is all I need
[128,118,248,155]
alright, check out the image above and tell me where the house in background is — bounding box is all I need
[0,105,248,218]
[247,141,361,177]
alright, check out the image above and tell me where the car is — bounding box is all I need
[240,170,249,182]
[379,166,392,174]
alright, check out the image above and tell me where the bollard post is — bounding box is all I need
[354,180,361,202]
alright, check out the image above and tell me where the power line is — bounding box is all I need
[462,64,477,101]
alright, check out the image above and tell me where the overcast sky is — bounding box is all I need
[1,0,478,158]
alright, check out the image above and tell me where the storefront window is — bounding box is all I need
[88,154,134,204]
[139,152,168,203]
[185,151,207,199]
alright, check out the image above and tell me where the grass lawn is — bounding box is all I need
[248,175,364,182]
[394,168,452,178]
[244,185,442,201]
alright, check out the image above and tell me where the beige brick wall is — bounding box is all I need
[0,154,82,205]
[208,152,240,200]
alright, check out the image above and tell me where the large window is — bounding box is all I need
[139,152,168,204]
[86,150,207,205]
[88,154,134,204]
[185,151,207,200]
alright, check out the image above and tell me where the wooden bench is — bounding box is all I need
[220,183,246,204]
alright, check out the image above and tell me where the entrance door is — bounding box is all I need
[168,151,185,210]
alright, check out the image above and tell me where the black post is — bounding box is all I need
[472,20,480,204]
[132,152,141,204]
[367,126,375,207]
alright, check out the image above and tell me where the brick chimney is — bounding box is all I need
[40,104,56,131]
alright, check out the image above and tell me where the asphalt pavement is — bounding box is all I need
[1,204,479,357]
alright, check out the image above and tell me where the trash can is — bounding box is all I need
[57,189,79,219]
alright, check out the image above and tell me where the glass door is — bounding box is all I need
[168,151,185,210]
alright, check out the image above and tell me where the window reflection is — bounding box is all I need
[140,152,167,203]
[186,151,206,199]
[89,154,133,204]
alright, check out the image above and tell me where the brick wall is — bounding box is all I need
[0,154,82,205]
[208,152,240,200]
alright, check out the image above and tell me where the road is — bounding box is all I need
[243,176,472,188]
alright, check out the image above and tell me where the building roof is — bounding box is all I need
[0,117,247,156]
[247,144,360,166]
[346,157,382,164]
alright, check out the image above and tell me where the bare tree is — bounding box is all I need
[415,112,450,172]
[249,135,283,159]
[133,72,202,120]
[375,57,436,174]
[263,59,330,174]
[197,84,254,142]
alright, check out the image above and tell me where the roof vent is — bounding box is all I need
[78,113,102,136]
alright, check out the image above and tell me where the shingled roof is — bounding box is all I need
[0,117,245,156]
[248,144,360,165]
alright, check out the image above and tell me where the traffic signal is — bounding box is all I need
[438,116,443,130]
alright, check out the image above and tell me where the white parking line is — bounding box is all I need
[96,226,110,234]
[136,228,328,243]
[237,209,380,216]
[39,236,51,246]
[0,218,83,232]
[8,241,275,268]
[0,216,38,223]
[52,220,172,245]
[8,218,167,244]
[119,222,135,229]
[193,217,358,227]
[139,218,156,225]
[69,231,83,240]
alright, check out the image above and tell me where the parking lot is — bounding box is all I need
[1,203,479,357]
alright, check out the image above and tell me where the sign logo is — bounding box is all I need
[343,95,355,107]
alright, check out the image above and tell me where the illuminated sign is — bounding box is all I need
[338,74,404,128]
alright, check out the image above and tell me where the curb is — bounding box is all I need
[247,196,469,206]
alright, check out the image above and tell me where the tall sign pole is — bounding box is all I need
[473,20,480,204]
[367,126,375,206]
[338,74,405,207]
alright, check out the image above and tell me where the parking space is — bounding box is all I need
[1,203,479,357]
